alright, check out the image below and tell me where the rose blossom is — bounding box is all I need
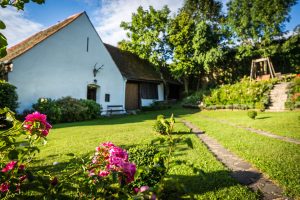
[23,112,52,137]
[98,170,110,177]
[0,183,9,193]
[140,186,150,193]
[1,161,17,173]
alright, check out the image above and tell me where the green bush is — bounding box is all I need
[153,114,175,135]
[0,80,18,111]
[247,110,257,119]
[204,77,274,109]
[79,99,101,120]
[285,77,300,110]
[32,98,62,123]
[153,115,166,134]
[56,97,88,122]
[182,90,208,105]
[30,97,101,123]
[128,145,166,188]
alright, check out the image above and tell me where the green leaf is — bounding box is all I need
[0,20,6,29]
[8,149,19,160]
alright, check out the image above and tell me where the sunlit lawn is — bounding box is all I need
[197,110,300,140]
[31,107,258,199]
[184,110,300,198]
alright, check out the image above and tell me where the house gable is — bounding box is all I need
[5,12,125,112]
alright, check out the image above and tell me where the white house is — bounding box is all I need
[0,12,179,114]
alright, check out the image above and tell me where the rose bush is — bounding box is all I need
[0,108,52,197]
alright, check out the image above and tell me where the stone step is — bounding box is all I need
[267,82,289,111]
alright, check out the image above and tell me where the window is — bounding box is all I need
[87,87,97,101]
[140,83,158,99]
[105,94,110,102]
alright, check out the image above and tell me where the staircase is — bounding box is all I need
[268,82,289,112]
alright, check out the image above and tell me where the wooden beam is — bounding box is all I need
[252,58,268,63]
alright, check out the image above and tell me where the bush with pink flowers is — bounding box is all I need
[0,107,52,197]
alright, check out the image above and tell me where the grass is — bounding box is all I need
[184,111,300,198]
[197,110,300,140]
[29,107,258,199]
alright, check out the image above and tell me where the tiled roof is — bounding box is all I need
[104,43,163,82]
[0,12,84,62]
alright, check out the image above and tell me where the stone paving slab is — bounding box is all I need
[200,115,300,145]
[182,119,291,200]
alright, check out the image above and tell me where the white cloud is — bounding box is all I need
[0,7,44,47]
[92,0,184,46]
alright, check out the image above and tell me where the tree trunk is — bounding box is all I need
[196,76,202,91]
[183,77,189,95]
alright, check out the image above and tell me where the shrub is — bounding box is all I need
[255,102,265,112]
[56,97,88,122]
[128,145,166,188]
[0,80,18,111]
[153,115,166,134]
[153,114,175,135]
[182,90,209,105]
[203,77,274,109]
[79,99,101,119]
[285,77,300,110]
[247,110,257,119]
[32,98,62,123]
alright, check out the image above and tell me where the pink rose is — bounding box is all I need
[133,187,139,193]
[0,183,9,193]
[102,142,115,148]
[95,146,101,151]
[98,170,110,177]
[88,169,95,177]
[24,112,52,137]
[140,186,150,193]
[1,161,17,173]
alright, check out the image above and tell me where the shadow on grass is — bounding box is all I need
[162,170,261,199]
[256,116,271,120]
[52,107,199,129]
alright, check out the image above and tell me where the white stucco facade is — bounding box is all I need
[8,13,126,113]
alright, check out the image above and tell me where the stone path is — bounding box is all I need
[268,82,289,112]
[198,115,300,145]
[182,119,290,200]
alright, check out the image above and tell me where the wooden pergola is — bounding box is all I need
[250,57,276,81]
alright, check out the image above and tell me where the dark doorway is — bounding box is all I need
[87,86,97,101]
[125,82,139,110]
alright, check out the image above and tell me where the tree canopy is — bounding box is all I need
[227,0,297,58]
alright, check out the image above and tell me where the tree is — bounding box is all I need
[182,0,227,89]
[119,6,171,68]
[0,0,45,58]
[182,0,223,22]
[227,0,297,58]
[168,11,196,94]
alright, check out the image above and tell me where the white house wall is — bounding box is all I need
[141,83,164,107]
[8,13,125,113]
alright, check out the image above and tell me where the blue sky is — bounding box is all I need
[0,0,299,47]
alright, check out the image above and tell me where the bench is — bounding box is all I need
[106,105,125,115]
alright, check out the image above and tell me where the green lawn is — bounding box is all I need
[31,108,258,199]
[184,111,300,198]
[197,110,300,140]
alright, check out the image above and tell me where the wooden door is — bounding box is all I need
[125,83,139,110]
